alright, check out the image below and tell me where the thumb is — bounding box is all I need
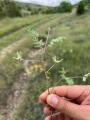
[46,94,86,119]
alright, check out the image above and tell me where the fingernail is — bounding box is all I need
[47,94,59,107]
[45,116,50,120]
[45,118,49,120]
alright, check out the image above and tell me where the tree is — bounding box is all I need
[2,0,21,17]
[0,3,3,17]
[76,1,85,15]
[0,1,5,17]
[58,1,72,13]
[27,6,31,11]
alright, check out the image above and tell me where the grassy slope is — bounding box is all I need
[13,13,90,120]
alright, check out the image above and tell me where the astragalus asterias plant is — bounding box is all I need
[13,27,90,119]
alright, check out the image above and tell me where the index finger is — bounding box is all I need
[39,85,90,104]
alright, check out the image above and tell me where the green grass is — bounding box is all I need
[0,15,53,50]
[37,13,72,34]
[0,15,49,38]
[55,13,90,41]
[0,28,26,50]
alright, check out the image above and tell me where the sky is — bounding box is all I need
[15,0,80,7]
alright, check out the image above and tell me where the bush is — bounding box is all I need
[1,0,21,17]
[58,1,72,13]
[82,0,90,11]
[31,8,39,15]
[76,1,85,15]
[0,2,5,17]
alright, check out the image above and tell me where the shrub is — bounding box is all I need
[58,1,72,13]
[1,0,21,17]
[76,1,85,15]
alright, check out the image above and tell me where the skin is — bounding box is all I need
[39,85,90,120]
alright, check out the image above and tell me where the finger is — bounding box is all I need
[45,113,65,120]
[81,94,90,105]
[44,106,51,114]
[39,85,90,104]
[64,115,72,120]
[46,94,90,120]
[44,106,56,115]
[45,116,51,120]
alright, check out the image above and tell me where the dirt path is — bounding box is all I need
[0,48,44,120]
[0,72,28,120]
[0,36,28,62]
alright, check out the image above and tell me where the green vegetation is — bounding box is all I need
[0,15,47,37]
[58,1,72,13]
[0,0,73,18]
[0,0,90,120]
[82,0,90,11]
[0,0,21,17]
[0,15,53,50]
[0,14,61,87]
[12,12,90,120]
[0,14,60,107]
[77,0,85,15]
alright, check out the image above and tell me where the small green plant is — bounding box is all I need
[13,51,23,61]
[30,30,45,49]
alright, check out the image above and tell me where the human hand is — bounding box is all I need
[39,85,90,120]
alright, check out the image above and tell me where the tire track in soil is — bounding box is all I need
[0,36,28,63]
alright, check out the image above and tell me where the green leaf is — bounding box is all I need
[83,73,90,82]
[13,51,23,61]
[52,56,63,63]
[64,77,74,85]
